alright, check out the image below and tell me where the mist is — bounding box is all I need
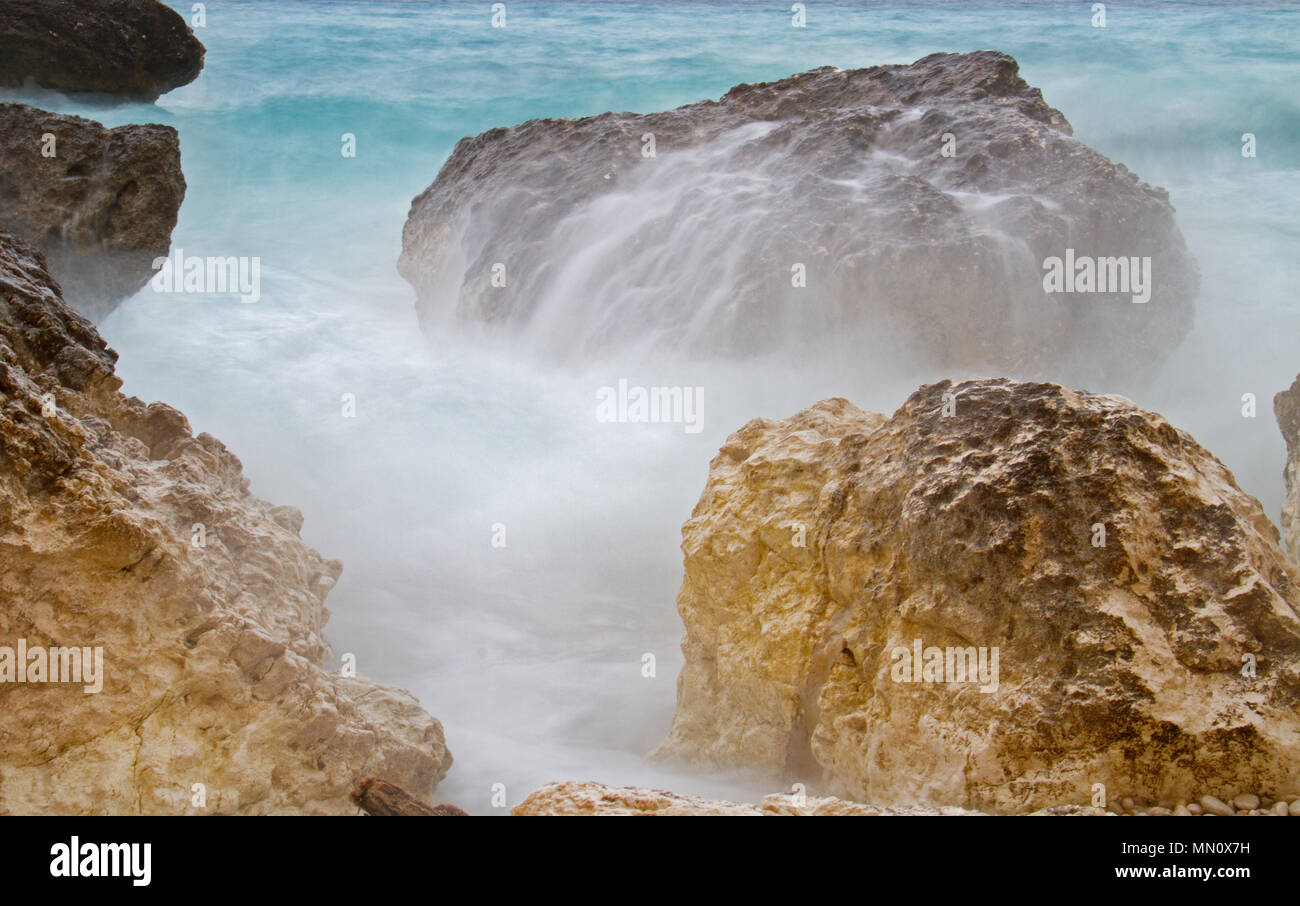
[7,0,1289,813]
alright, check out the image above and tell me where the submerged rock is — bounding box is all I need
[0,0,204,100]
[400,51,1198,380]
[654,380,1300,813]
[1275,374,1300,563]
[0,103,185,322]
[0,233,451,814]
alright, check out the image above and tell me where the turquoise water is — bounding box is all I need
[5,0,1298,811]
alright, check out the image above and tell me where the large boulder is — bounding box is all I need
[654,380,1300,813]
[399,51,1199,380]
[0,0,204,100]
[0,103,185,322]
[0,233,451,814]
[1276,374,1300,564]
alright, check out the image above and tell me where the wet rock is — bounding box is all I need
[0,103,184,321]
[0,0,204,100]
[401,51,1198,381]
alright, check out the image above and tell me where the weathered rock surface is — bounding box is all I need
[1274,374,1300,564]
[0,103,185,322]
[511,781,984,816]
[400,51,1198,379]
[0,0,204,100]
[654,380,1300,813]
[0,233,450,814]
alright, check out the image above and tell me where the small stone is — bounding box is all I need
[1148,806,1173,816]
[1200,795,1235,817]
[1122,797,1136,811]
[1290,800,1300,816]
[1276,801,1291,816]
[1233,793,1261,811]
[1107,800,1125,815]
[1174,804,1191,816]
[1186,803,1203,815]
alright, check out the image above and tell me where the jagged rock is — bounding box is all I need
[0,0,204,100]
[399,51,1198,379]
[510,781,982,816]
[654,380,1300,813]
[0,233,451,814]
[0,103,185,322]
[1275,374,1300,564]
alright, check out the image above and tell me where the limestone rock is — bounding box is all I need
[1275,374,1300,563]
[654,380,1300,813]
[0,0,204,100]
[399,51,1198,380]
[513,782,767,816]
[510,781,981,816]
[0,103,185,322]
[0,234,450,814]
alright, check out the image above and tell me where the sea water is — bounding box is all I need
[5,0,1297,813]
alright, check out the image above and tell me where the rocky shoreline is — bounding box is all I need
[509,781,1300,817]
[1,5,1297,817]
[0,231,452,813]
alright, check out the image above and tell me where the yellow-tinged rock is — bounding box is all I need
[655,380,1300,813]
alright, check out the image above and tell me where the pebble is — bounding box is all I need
[1063,792,1296,815]
[1234,793,1261,811]
[1200,795,1236,817]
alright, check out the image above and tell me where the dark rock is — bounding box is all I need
[0,0,204,100]
[351,776,468,816]
[0,102,185,321]
[400,51,1199,380]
